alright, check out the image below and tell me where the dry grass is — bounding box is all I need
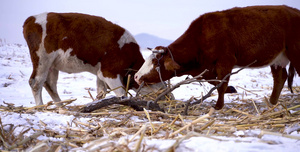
[0,88,299,151]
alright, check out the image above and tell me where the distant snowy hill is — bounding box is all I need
[134,33,173,49]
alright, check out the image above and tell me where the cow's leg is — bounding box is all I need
[96,78,108,94]
[29,75,45,105]
[286,44,300,77]
[225,86,237,93]
[29,64,52,105]
[214,74,230,110]
[284,43,300,95]
[44,68,61,102]
[291,62,300,77]
[97,71,125,97]
[209,82,237,94]
[214,58,236,110]
[269,65,288,105]
[96,78,109,99]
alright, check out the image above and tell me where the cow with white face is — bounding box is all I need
[135,6,300,110]
[135,47,180,85]
[23,12,165,105]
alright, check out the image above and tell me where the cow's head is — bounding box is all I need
[134,46,180,85]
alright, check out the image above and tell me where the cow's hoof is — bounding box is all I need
[226,86,237,93]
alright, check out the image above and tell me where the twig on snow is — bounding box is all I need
[154,69,209,103]
[80,96,164,113]
[184,60,257,115]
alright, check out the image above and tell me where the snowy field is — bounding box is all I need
[0,43,300,151]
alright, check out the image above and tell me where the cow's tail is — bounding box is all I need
[287,63,295,93]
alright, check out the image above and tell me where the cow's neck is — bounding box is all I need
[168,34,201,76]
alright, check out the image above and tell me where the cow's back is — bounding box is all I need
[23,12,144,78]
[44,13,125,65]
[190,5,300,67]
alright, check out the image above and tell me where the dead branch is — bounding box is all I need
[154,69,209,103]
[184,60,257,115]
[80,61,255,114]
[80,96,164,113]
[135,81,144,97]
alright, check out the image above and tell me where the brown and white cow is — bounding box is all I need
[135,5,300,110]
[23,12,164,105]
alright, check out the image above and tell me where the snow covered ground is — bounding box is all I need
[0,43,300,151]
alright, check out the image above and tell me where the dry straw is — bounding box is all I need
[0,85,299,151]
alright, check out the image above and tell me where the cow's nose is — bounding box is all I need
[134,74,144,85]
[134,74,139,84]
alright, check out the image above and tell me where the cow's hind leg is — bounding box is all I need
[269,65,287,105]
[29,52,57,105]
[29,65,51,105]
[286,43,300,81]
[44,68,61,103]
[29,75,45,105]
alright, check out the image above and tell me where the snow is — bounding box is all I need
[0,44,300,151]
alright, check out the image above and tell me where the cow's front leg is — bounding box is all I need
[96,77,109,99]
[214,79,229,110]
[214,59,236,110]
[97,70,126,97]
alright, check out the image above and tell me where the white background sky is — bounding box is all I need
[0,0,300,44]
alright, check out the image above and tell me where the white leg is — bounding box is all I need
[96,77,109,99]
[96,77,108,94]
[30,79,44,105]
[97,71,125,97]
[29,70,48,105]
[44,68,61,102]
[30,48,57,105]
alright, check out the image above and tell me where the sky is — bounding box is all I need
[0,0,300,44]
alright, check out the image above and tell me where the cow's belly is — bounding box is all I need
[235,51,290,68]
[53,48,99,74]
[269,51,290,68]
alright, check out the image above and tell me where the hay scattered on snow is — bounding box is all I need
[0,87,299,151]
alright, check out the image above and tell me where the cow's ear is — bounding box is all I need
[164,58,180,71]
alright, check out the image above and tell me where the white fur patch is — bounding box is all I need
[117,30,137,49]
[34,12,48,25]
[53,48,99,74]
[270,52,290,68]
[97,70,125,96]
[53,49,126,96]
[234,51,290,69]
[135,54,155,82]
[34,12,48,41]
[36,46,99,76]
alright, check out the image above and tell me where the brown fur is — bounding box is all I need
[42,13,142,78]
[135,5,300,110]
[23,12,144,105]
[22,16,43,79]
